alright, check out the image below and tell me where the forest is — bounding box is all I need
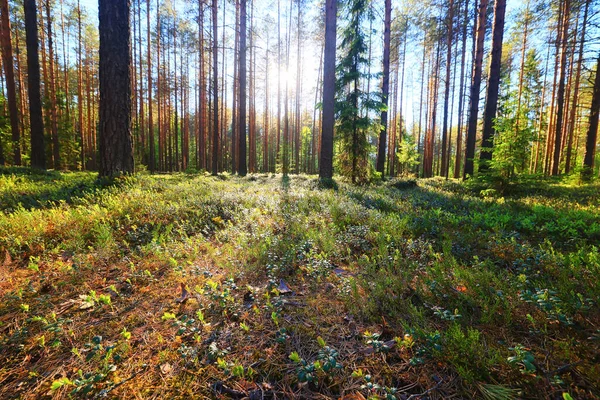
[0,0,599,398]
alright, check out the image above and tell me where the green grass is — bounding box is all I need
[0,169,598,399]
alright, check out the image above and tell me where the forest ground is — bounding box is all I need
[0,169,599,399]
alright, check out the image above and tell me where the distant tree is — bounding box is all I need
[24,0,45,169]
[319,0,336,181]
[98,0,133,176]
[0,0,21,165]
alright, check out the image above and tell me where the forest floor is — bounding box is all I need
[0,168,599,399]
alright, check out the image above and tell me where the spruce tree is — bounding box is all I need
[335,0,382,184]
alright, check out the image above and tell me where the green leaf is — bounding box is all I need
[162,312,176,321]
[317,336,326,348]
[289,351,301,363]
[50,377,73,391]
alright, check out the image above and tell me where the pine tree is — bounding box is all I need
[24,0,45,169]
[98,0,133,177]
[319,0,336,181]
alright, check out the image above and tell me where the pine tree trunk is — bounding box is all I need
[440,0,454,178]
[582,54,600,179]
[479,0,506,169]
[463,0,488,178]
[264,33,270,172]
[276,0,281,169]
[376,0,391,175]
[319,0,336,180]
[551,0,570,176]
[294,2,301,174]
[24,0,45,168]
[211,0,219,175]
[565,0,588,174]
[454,0,469,178]
[98,0,133,176]
[0,0,21,165]
[238,0,247,175]
[249,0,256,173]
[45,0,61,169]
[147,0,154,171]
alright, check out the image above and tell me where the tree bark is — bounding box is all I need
[479,0,506,169]
[582,54,600,180]
[376,0,391,175]
[551,0,570,176]
[238,0,247,175]
[0,0,21,165]
[211,0,219,175]
[98,0,134,177]
[24,0,45,169]
[319,0,336,180]
[463,0,488,178]
[440,0,454,177]
[565,0,588,174]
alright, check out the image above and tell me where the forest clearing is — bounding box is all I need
[0,170,599,399]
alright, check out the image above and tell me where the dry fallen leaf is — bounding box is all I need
[278,279,292,294]
[175,282,191,303]
[160,363,173,375]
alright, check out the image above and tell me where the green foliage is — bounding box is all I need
[334,0,383,184]
[489,49,542,180]
[1,171,599,398]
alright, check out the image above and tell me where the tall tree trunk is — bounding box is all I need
[479,0,506,169]
[424,43,440,178]
[282,0,292,175]
[515,0,530,160]
[565,0,588,174]
[46,0,60,168]
[25,0,45,169]
[264,33,270,172]
[231,0,239,173]
[582,54,600,180]
[249,0,256,173]
[311,43,323,174]
[454,0,469,178]
[294,0,301,174]
[148,0,154,171]
[156,0,162,170]
[211,0,219,175]
[237,0,247,175]
[551,0,570,176]
[138,0,145,165]
[0,0,21,165]
[276,0,281,169]
[463,0,489,178]
[77,0,85,169]
[376,0,391,175]
[319,0,336,180]
[98,0,133,176]
[198,0,206,170]
[441,0,454,177]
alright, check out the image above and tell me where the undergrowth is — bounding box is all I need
[0,170,598,399]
